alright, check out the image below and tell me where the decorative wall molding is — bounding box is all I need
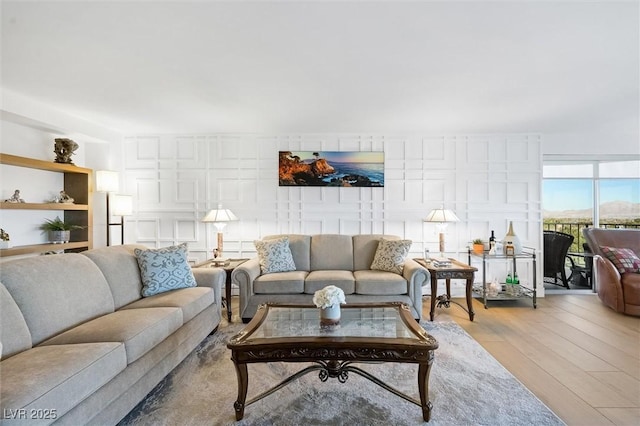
[122,133,542,294]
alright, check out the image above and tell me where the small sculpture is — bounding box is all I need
[57,190,74,204]
[4,189,25,203]
[53,138,79,164]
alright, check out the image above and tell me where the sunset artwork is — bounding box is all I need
[278,151,384,187]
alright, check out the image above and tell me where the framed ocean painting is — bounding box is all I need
[278,151,384,187]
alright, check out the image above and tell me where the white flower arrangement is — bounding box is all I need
[312,285,346,309]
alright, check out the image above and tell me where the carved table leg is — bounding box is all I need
[430,274,438,321]
[225,272,233,322]
[466,276,475,321]
[232,360,248,420]
[418,359,434,422]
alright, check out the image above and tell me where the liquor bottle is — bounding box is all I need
[506,273,514,295]
[489,230,496,249]
[513,273,520,296]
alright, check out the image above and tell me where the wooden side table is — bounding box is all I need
[413,258,478,321]
[193,258,249,322]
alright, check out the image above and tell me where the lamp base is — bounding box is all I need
[438,232,446,257]
[215,232,224,259]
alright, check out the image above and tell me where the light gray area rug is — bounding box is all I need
[119,321,564,426]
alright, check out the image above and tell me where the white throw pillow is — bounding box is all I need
[254,236,297,274]
[370,238,412,274]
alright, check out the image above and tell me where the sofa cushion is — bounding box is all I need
[255,236,297,274]
[353,234,400,271]
[601,246,640,274]
[83,244,147,309]
[41,308,182,363]
[119,287,214,323]
[135,243,197,297]
[0,283,32,359]
[0,253,116,345]
[304,270,356,294]
[354,270,409,295]
[0,343,126,421]
[253,271,307,294]
[310,234,354,271]
[370,239,412,274]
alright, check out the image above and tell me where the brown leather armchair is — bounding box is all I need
[583,228,640,316]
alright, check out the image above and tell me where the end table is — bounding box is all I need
[193,258,249,321]
[413,257,477,321]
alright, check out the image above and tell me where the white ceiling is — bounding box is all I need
[1,1,638,137]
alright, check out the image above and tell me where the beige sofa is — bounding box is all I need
[232,234,429,322]
[0,244,224,425]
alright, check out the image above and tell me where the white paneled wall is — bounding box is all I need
[122,133,542,294]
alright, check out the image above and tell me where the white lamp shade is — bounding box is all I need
[202,205,238,223]
[96,170,119,193]
[424,208,460,223]
[111,194,133,216]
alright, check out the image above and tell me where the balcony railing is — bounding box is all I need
[543,221,640,253]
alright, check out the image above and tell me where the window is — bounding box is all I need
[543,159,640,251]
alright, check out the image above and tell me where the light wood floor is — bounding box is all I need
[229,294,639,425]
[432,294,640,426]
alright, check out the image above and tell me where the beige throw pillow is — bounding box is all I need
[370,238,412,274]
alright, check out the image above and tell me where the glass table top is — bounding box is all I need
[246,305,419,341]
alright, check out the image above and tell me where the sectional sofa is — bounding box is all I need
[0,244,224,425]
[232,234,429,322]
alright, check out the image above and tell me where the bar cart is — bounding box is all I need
[468,247,537,309]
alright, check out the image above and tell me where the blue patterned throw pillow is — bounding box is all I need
[135,243,197,297]
[254,236,297,274]
[370,238,412,274]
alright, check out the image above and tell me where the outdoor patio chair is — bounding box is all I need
[543,230,574,288]
[567,242,593,288]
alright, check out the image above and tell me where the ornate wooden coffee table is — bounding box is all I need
[227,302,439,421]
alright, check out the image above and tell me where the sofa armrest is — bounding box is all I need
[402,258,430,319]
[232,258,262,317]
[192,268,225,309]
[593,255,624,313]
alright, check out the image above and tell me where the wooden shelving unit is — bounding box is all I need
[0,153,93,257]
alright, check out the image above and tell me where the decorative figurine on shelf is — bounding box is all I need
[4,189,25,203]
[57,190,74,204]
[0,228,10,249]
[53,138,79,164]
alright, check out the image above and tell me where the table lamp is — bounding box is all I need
[424,206,460,258]
[202,204,238,259]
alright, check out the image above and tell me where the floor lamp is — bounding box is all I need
[110,194,133,245]
[202,204,238,260]
[96,170,119,246]
[424,206,460,258]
